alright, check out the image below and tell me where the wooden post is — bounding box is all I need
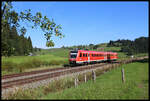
[74,76,79,87]
[122,68,125,83]
[92,70,96,81]
[74,78,77,87]
[84,74,87,83]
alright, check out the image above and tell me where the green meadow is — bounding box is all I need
[1,49,70,75]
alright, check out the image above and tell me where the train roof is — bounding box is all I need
[70,50,117,54]
[78,50,117,54]
[106,52,118,54]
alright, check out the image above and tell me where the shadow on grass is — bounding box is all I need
[142,80,149,84]
[134,58,149,63]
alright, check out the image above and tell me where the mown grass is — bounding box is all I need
[4,60,149,100]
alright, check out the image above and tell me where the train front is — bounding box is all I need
[69,50,78,65]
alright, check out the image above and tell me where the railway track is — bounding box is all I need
[2,63,109,89]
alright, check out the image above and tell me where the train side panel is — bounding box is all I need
[69,50,118,65]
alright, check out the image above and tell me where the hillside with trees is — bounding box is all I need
[107,37,149,55]
[61,36,148,56]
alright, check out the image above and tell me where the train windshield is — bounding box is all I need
[70,53,77,58]
[70,50,78,58]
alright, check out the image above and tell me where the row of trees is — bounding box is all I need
[62,44,99,50]
[1,25,33,56]
[62,36,148,56]
[107,37,149,55]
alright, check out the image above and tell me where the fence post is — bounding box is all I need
[84,74,87,83]
[92,70,96,81]
[74,77,77,87]
[74,75,79,87]
[121,68,125,83]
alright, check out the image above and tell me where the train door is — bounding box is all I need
[88,52,90,63]
[104,54,107,60]
[107,54,111,60]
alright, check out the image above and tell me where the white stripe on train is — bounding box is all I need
[76,59,117,63]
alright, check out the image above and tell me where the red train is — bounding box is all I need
[69,50,118,65]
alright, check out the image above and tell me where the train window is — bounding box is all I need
[80,53,82,57]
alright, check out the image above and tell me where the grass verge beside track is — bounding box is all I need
[42,61,148,99]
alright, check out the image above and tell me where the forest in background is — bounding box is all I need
[1,25,33,56]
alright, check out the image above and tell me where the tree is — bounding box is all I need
[89,44,94,49]
[134,37,148,53]
[1,1,64,47]
[27,36,33,52]
[107,40,114,47]
[93,45,99,49]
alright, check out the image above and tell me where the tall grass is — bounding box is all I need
[42,62,148,99]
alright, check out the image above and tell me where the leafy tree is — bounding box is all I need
[89,44,94,49]
[93,45,99,49]
[107,40,114,47]
[1,1,64,47]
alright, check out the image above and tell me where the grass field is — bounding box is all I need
[1,53,69,75]
[42,61,148,99]
[5,59,149,100]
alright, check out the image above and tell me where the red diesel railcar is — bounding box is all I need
[69,50,118,65]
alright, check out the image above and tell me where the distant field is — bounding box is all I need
[1,50,69,75]
[35,48,70,58]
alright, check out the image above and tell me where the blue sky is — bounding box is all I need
[12,1,148,49]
